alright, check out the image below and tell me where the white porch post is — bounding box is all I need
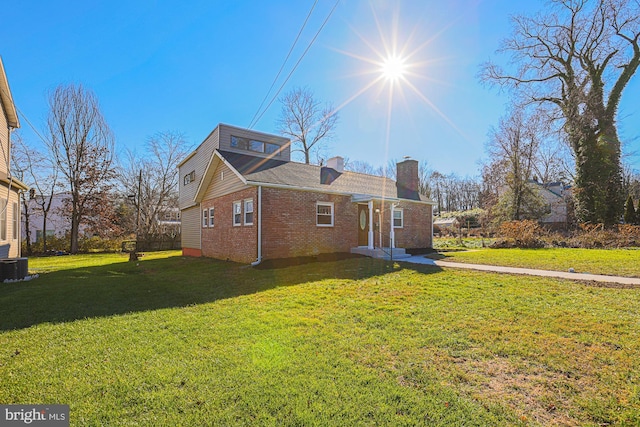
[368,200,374,249]
[390,204,395,249]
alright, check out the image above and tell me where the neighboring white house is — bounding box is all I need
[532,180,570,228]
[22,192,76,243]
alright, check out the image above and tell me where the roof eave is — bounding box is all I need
[0,57,20,129]
[245,180,436,205]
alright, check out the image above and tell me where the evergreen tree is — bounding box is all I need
[623,195,636,224]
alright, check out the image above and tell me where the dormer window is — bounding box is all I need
[231,135,280,156]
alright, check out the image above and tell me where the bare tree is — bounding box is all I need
[12,134,60,254]
[486,107,548,221]
[277,87,338,164]
[482,0,640,225]
[46,84,116,253]
[119,131,191,240]
[343,158,384,176]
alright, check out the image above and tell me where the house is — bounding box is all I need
[531,180,570,229]
[0,57,29,259]
[178,124,434,263]
[22,192,78,244]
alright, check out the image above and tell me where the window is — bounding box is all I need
[0,199,6,240]
[244,199,254,225]
[209,207,215,227]
[393,208,404,228]
[316,202,334,227]
[233,201,242,226]
[265,143,280,155]
[231,135,280,156]
[249,140,264,153]
[230,135,246,149]
[184,170,195,185]
[12,202,18,239]
[202,208,209,228]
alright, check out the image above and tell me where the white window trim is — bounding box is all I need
[244,198,254,225]
[316,201,334,227]
[202,208,208,228]
[393,208,404,229]
[209,207,215,227]
[233,201,242,226]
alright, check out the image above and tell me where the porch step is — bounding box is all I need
[350,247,411,260]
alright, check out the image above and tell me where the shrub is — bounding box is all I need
[493,220,546,248]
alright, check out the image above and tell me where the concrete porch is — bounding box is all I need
[350,247,411,260]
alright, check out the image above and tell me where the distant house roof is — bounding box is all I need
[433,217,458,227]
[528,180,570,199]
[207,150,433,204]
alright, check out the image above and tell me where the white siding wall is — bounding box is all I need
[0,100,9,177]
[218,124,291,161]
[181,206,201,250]
[202,161,247,201]
[179,127,220,209]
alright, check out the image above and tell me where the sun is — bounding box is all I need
[381,55,407,81]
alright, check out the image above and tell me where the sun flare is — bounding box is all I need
[381,55,407,81]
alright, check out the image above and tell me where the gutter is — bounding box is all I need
[250,185,262,266]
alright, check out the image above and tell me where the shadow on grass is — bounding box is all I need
[0,254,442,331]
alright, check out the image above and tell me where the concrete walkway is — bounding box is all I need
[401,255,640,286]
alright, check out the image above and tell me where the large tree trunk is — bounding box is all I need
[70,208,80,254]
[572,126,623,226]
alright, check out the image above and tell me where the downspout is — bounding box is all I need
[390,203,395,249]
[251,185,262,266]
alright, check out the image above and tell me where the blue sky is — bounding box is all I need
[2,0,638,176]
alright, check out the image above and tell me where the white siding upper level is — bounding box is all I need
[179,127,219,209]
[218,124,290,161]
[178,124,290,209]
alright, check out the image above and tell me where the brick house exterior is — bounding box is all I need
[178,124,434,263]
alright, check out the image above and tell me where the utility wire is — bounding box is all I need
[249,0,340,129]
[248,0,319,129]
[16,106,51,147]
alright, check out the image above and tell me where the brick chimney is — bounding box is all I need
[396,158,419,200]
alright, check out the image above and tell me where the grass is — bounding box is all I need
[434,247,640,278]
[1,251,639,425]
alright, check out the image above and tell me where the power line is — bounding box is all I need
[16,106,51,147]
[249,0,340,129]
[248,0,319,129]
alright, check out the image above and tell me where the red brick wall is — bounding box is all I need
[182,247,202,257]
[370,200,433,249]
[201,187,258,263]
[261,187,358,259]
[200,186,433,262]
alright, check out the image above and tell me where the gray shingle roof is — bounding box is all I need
[219,150,431,202]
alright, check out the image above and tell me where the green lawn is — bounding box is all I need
[1,251,639,425]
[433,248,640,278]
